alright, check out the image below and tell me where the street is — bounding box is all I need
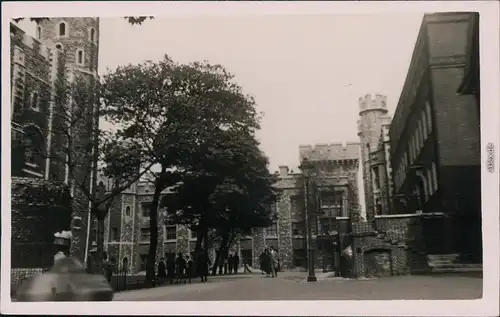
[113,271,482,301]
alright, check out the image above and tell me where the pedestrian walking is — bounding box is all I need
[228,254,234,274]
[157,257,167,281]
[243,258,252,273]
[223,256,229,275]
[233,253,240,274]
[259,252,265,275]
[186,255,194,284]
[166,256,175,284]
[175,252,187,284]
[270,247,278,278]
[197,249,210,282]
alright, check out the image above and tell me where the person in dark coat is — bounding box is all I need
[186,255,194,283]
[175,252,187,284]
[223,255,229,275]
[166,256,175,284]
[157,258,167,280]
[228,254,234,274]
[233,253,240,274]
[197,249,210,282]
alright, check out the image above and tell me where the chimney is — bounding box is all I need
[279,165,289,177]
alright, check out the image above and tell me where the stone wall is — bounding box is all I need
[351,214,430,278]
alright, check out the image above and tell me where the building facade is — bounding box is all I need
[357,94,392,220]
[10,18,99,286]
[389,12,481,261]
[100,143,361,273]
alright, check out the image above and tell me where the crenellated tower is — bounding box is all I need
[357,94,391,221]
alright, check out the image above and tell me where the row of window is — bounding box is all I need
[36,22,97,43]
[394,101,434,191]
[135,226,197,242]
[415,162,439,207]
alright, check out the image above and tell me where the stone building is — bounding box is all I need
[98,143,361,273]
[357,94,392,220]
[10,18,99,288]
[389,12,481,262]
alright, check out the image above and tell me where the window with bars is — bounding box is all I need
[266,222,278,236]
[165,226,177,240]
[290,196,303,216]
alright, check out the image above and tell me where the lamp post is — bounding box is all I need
[299,158,317,282]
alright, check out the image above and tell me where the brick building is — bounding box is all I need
[99,143,361,273]
[10,18,99,277]
[357,94,393,217]
[389,12,481,261]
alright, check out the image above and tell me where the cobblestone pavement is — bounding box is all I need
[113,271,482,301]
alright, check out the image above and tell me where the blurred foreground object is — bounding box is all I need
[15,254,114,302]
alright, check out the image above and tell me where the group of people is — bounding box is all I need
[259,246,280,278]
[157,250,211,284]
[217,253,241,274]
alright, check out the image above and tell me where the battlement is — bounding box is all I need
[10,23,51,60]
[299,142,360,162]
[358,93,389,114]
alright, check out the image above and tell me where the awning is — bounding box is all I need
[457,13,480,96]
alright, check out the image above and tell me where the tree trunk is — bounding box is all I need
[146,181,163,284]
[212,230,229,275]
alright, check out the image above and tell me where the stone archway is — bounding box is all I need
[363,247,393,278]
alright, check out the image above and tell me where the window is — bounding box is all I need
[36,26,42,40]
[89,27,96,42]
[125,206,131,217]
[58,22,67,37]
[418,120,424,149]
[431,162,438,191]
[140,228,150,241]
[426,102,432,134]
[140,254,147,271]
[421,112,428,141]
[23,126,44,167]
[55,43,63,51]
[165,226,177,240]
[421,174,428,201]
[427,169,433,195]
[293,249,306,267]
[265,222,278,236]
[76,49,84,65]
[415,128,420,155]
[290,196,303,216]
[111,227,118,241]
[292,222,305,236]
[141,202,151,217]
[190,229,197,239]
[30,92,40,111]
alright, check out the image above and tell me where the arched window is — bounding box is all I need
[58,22,67,37]
[36,26,42,40]
[76,49,84,65]
[89,28,96,42]
[125,206,131,217]
[30,92,40,111]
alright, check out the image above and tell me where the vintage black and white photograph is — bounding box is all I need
[2,1,499,316]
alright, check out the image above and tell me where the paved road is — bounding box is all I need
[113,272,482,301]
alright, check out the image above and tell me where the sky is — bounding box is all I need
[16,13,424,215]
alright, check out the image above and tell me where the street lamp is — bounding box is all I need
[299,158,317,282]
